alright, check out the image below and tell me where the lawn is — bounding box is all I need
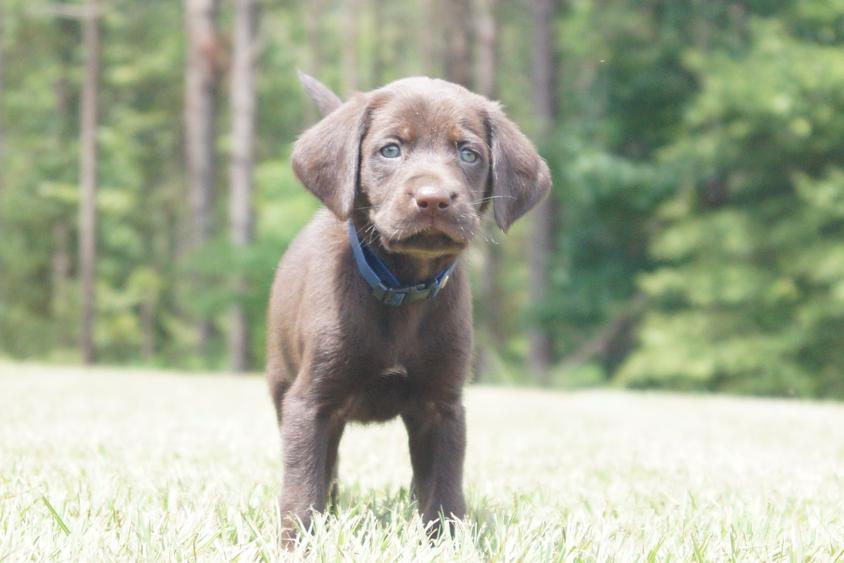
[1,363,843,561]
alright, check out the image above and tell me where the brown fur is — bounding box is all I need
[267,75,551,541]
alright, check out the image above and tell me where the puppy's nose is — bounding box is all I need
[414,186,451,212]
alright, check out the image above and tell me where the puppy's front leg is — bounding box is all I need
[279,394,334,541]
[403,401,467,530]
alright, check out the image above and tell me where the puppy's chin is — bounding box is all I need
[378,228,468,258]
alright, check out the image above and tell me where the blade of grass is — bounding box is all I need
[41,496,71,535]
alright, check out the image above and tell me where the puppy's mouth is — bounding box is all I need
[381,228,467,257]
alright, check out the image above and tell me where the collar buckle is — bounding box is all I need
[371,283,409,306]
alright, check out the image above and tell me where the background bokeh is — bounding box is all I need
[1,0,843,398]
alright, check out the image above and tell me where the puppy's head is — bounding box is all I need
[292,75,551,257]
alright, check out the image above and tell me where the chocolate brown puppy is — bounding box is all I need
[267,74,551,539]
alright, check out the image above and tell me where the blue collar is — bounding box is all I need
[347,221,458,307]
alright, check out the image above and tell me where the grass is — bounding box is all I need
[1,363,843,561]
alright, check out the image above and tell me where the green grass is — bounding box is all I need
[2,363,843,561]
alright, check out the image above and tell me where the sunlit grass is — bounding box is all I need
[1,363,843,561]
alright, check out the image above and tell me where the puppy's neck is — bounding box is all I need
[350,217,457,285]
[372,247,456,286]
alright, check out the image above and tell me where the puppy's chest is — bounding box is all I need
[339,363,414,422]
[362,308,434,363]
[338,320,448,422]
[322,296,471,422]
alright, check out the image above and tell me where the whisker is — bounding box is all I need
[470,195,516,205]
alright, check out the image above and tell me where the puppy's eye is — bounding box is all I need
[459,147,479,163]
[380,143,401,158]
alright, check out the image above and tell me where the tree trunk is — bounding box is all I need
[79,0,100,364]
[0,5,5,201]
[303,0,323,122]
[52,20,74,348]
[228,0,258,373]
[528,0,558,382]
[341,0,358,95]
[184,0,220,354]
[443,0,473,88]
[140,298,156,362]
[473,0,501,381]
[304,0,322,77]
[371,0,385,86]
[52,221,70,319]
[417,0,436,76]
[474,0,496,99]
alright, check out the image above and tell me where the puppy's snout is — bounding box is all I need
[414,186,452,212]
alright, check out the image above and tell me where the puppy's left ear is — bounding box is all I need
[486,104,552,232]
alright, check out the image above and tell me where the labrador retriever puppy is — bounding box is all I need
[267,73,551,540]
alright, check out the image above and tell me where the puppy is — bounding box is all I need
[267,74,551,539]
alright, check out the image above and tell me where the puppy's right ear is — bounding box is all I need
[297,70,342,117]
[291,94,370,220]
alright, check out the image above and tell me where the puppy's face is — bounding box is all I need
[360,84,490,256]
[292,77,551,258]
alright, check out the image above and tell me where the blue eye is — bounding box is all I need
[380,143,401,158]
[459,147,479,163]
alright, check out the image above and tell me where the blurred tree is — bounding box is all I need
[417,0,436,76]
[184,0,222,355]
[538,0,783,387]
[371,0,385,85]
[473,0,496,100]
[0,3,5,201]
[303,0,323,120]
[228,0,258,373]
[79,0,100,364]
[620,13,844,398]
[473,0,504,380]
[53,19,77,352]
[527,0,559,382]
[444,0,473,88]
[342,0,359,95]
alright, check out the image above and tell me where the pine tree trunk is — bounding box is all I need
[474,0,496,99]
[53,21,73,348]
[79,0,99,364]
[304,0,322,77]
[418,0,436,76]
[342,0,358,95]
[52,221,70,321]
[302,0,323,122]
[528,0,558,382]
[184,0,220,354]
[474,0,501,381]
[371,0,385,86]
[228,0,258,373]
[141,298,156,362]
[0,5,5,201]
[444,0,473,88]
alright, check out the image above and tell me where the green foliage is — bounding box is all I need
[620,18,844,398]
[0,1,312,368]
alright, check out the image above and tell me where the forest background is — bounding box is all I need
[2,0,843,399]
